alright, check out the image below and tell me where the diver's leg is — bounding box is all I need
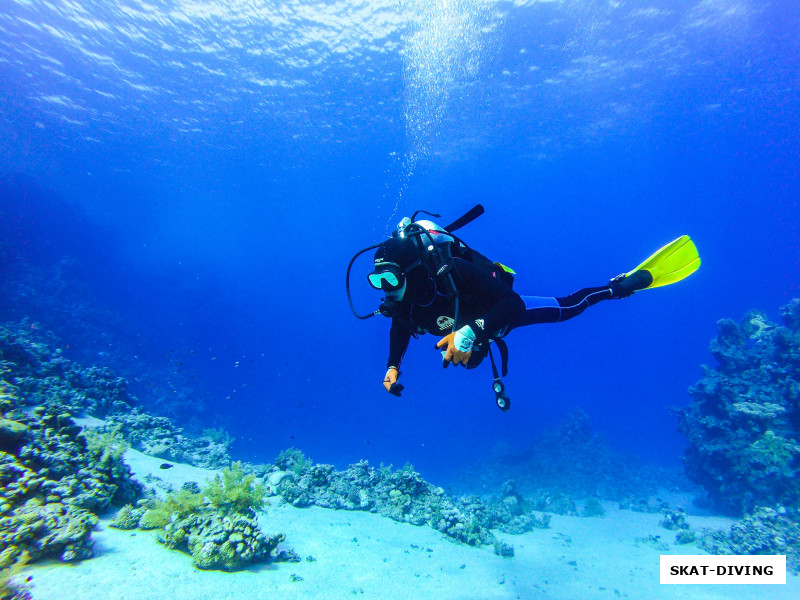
[514,286,612,327]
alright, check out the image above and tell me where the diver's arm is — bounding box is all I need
[384,318,411,393]
[387,318,412,368]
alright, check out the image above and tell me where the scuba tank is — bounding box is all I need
[395,214,459,285]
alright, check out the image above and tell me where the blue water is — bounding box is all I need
[1,0,799,484]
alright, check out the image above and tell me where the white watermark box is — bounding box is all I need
[660,555,786,584]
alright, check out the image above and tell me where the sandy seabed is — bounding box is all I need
[24,450,799,600]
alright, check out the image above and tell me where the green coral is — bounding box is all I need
[138,508,170,530]
[82,425,129,463]
[140,462,267,529]
[139,488,204,529]
[275,448,312,476]
[204,462,266,516]
[745,430,799,474]
[109,504,141,530]
[201,428,234,446]
[0,550,31,600]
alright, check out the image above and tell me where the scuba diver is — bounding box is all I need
[346,205,700,411]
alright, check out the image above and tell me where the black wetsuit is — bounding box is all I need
[387,257,613,370]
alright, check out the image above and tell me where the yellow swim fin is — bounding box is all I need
[494,262,516,275]
[626,234,701,289]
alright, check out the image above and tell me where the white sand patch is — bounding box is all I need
[122,447,218,495]
[27,502,799,600]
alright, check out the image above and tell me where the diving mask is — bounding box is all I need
[367,263,405,291]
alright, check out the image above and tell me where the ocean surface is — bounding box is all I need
[1,0,799,483]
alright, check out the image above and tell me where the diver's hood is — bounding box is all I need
[373,236,419,269]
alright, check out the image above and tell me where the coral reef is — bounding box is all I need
[0,401,139,566]
[677,300,800,566]
[529,491,578,516]
[1,499,98,564]
[677,301,800,516]
[0,350,141,568]
[109,503,142,530]
[113,463,284,571]
[263,452,550,550]
[169,512,283,571]
[0,322,133,418]
[0,321,231,470]
[107,410,231,470]
[457,410,692,504]
[581,498,606,518]
[659,507,696,544]
[201,428,234,447]
[0,552,32,600]
[699,506,800,573]
[274,447,313,476]
[138,488,206,530]
[493,540,514,558]
[0,418,27,454]
[204,461,267,516]
[617,497,671,514]
[675,529,696,545]
[17,409,139,512]
[0,320,241,571]
[487,480,552,533]
[0,239,215,420]
[659,507,689,531]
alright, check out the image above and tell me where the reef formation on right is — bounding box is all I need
[456,408,691,513]
[676,299,800,572]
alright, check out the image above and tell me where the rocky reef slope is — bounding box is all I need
[677,299,800,572]
[677,299,800,515]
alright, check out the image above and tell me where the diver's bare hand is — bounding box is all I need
[436,333,471,366]
[383,367,399,393]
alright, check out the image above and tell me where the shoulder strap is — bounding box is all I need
[493,338,509,377]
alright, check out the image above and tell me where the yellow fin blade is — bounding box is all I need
[626,235,701,289]
[494,262,516,275]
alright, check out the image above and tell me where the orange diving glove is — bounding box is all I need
[436,331,473,367]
